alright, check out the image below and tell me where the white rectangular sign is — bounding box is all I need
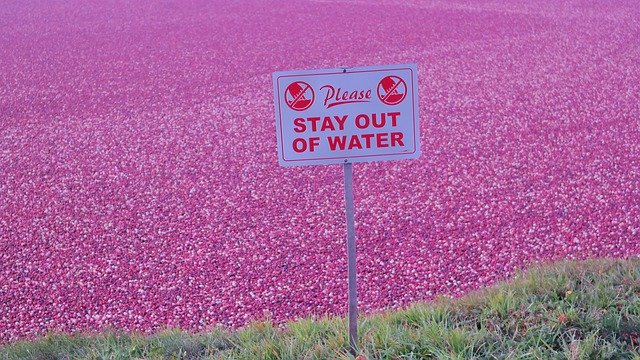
[273,64,420,166]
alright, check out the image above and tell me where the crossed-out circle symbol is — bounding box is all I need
[285,81,314,111]
[377,76,407,105]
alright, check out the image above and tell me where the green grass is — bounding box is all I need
[2,259,640,359]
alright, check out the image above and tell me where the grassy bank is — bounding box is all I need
[2,259,640,359]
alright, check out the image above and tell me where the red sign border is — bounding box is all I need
[276,67,417,163]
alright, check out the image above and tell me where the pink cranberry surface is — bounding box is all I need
[1,0,639,342]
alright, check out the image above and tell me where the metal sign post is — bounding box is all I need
[343,161,358,355]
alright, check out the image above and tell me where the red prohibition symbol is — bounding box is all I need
[285,81,314,111]
[377,76,407,105]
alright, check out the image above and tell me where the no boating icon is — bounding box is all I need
[273,63,420,166]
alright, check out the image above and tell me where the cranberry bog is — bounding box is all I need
[1,0,639,343]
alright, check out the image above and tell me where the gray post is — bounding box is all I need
[343,162,358,355]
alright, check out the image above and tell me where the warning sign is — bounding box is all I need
[273,64,420,166]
